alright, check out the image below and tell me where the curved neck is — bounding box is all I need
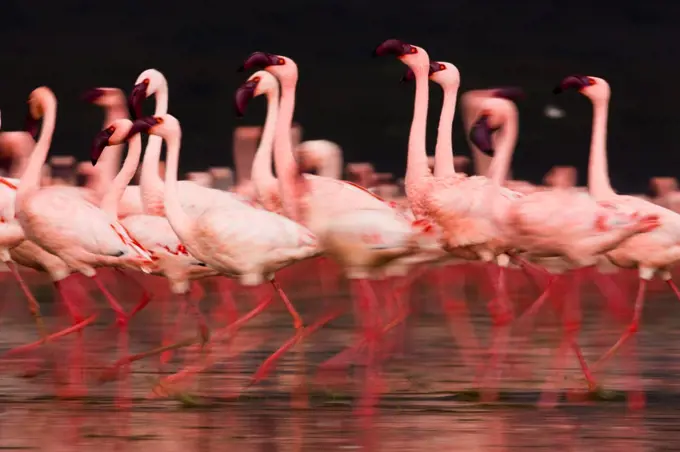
[251,90,279,198]
[91,104,127,195]
[100,134,142,218]
[487,106,518,185]
[405,66,431,189]
[274,77,301,221]
[17,100,57,204]
[140,83,169,204]
[433,86,458,178]
[163,127,193,239]
[588,97,616,199]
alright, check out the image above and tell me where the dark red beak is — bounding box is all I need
[238,52,280,72]
[81,88,106,103]
[128,83,147,120]
[234,79,258,117]
[491,87,525,102]
[553,75,590,94]
[126,116,162,140]
[373,39,412,57]
[469,114,496,157]
[90,128,115,166]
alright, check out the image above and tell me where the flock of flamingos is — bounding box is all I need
[0,38,679,416]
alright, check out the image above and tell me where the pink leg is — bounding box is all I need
[434,266,479,370]
[478,264,513,402]
[6,262,48,340]
[355,279,383,416]
[100,286,275,385]
[590,278,648,373]
[113,269,153,319]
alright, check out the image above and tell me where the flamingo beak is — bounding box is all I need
[234,80,258,117]
[238,52,279,72]
[90,129,114,166]
[81,88,107,104]
[553,75,588,94]
[469,114,495,157]
[128,83,147,120]
[126,116,161,139]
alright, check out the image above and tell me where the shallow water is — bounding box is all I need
[0,266,680,451]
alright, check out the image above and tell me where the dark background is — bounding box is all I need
[0,0,677,192]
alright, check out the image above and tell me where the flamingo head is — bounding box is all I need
[234,71,279,117]
[81,87,126,109]
[469,110,502,157]
[373,39,430,73]
[128,69,165,120]
[401,61,459,88]
[25,87,55,138]
[128,114,180,140]
[490,87,524,102]
[90,119,134,166]
[553,75,610,100]
[239,52,297,84]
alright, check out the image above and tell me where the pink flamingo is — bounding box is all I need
[90,118,216,339]
[119,114,322,394]
[14,87,156,372]
[81,87,144,218]
[374,40,534,397]
[236,57,437,414]
[553,75,680,405]
[127,69,256,217]
[467,96,659,406]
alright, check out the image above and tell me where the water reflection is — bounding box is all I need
[0,403,668,451]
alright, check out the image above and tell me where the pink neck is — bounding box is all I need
[100,133,142,218]
[92,104,127,194]
[588,96,615,199]
[405,65,432,191]
[163,126,192,240]
[487,105,518,185]
[140,82,169,212]
[251,89,279,199]
[433,86,458,178]
[273,77,301,221]
[17,100,57,205]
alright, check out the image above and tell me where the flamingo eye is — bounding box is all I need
[409,47,417,54]
[277,58,285,65]
[106,126,115,133]
[252,76,261,83]
[439,64,446,70]
[587,77,596,85]
[143,78,150,85]
[154,117,164,124]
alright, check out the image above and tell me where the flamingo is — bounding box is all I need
[553,75,680,403]
[236,56,437,413]
[373,40,537,396]
[466,95,659,406]
[81,87,144,218]
[91,119,221,369]
[127,69,256,217]
[117,114,321,394]
[14,87,156,373]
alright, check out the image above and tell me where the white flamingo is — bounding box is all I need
[14,87,156,367]
[553,75,680,399]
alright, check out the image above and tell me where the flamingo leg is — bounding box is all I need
[478,262,513,402]
[113,268,153,318]
[355,279,383,416]
[434,266,479,370]
[6,261,48,340]
[590,277,648,373]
